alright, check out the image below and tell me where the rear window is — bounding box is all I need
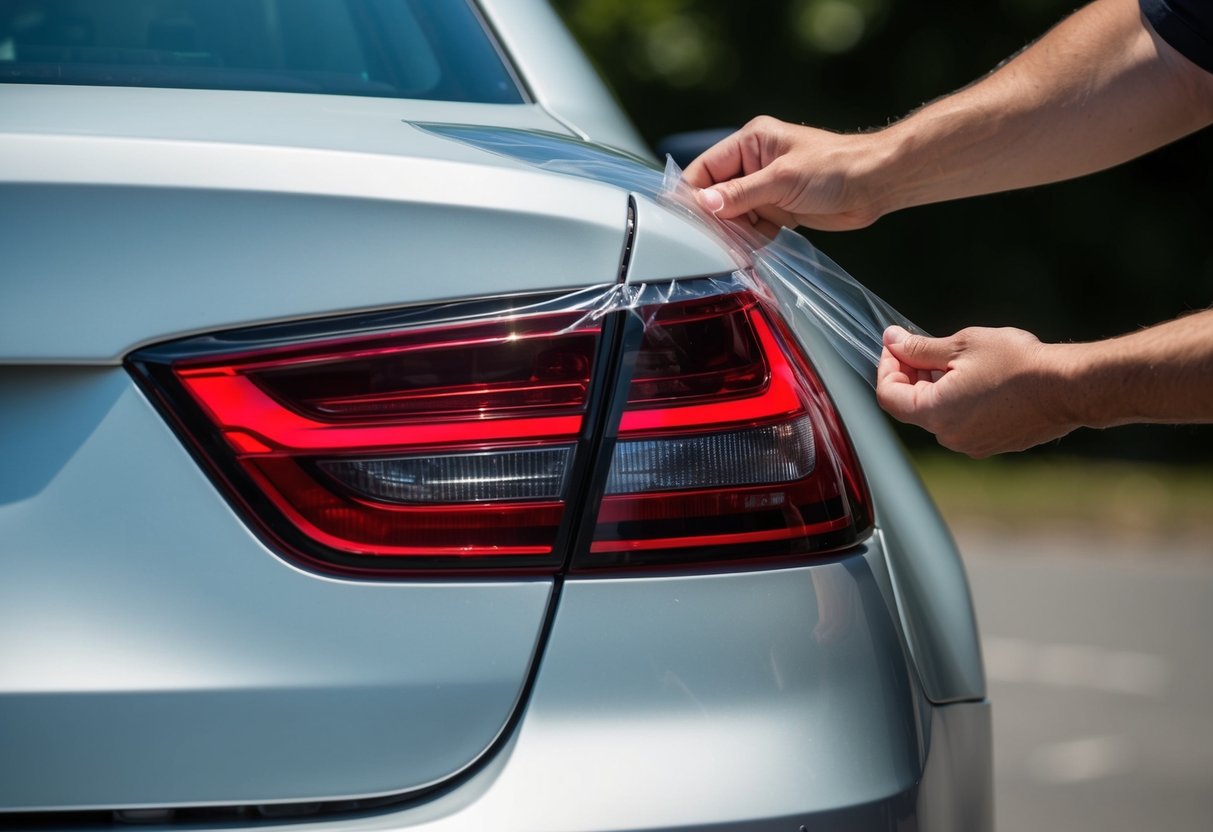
[0,0,523,103]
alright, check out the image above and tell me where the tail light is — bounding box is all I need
[129,280,870,577]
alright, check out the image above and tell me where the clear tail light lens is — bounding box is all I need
[603,416,815,494]
[130,281,870,576]
[319,446,575,504]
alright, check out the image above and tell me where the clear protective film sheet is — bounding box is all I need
[415,123,924,387]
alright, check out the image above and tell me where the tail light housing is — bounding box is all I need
[129,279,870,577]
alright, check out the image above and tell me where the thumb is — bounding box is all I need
[696,167,783,220]
[883,326,955,371]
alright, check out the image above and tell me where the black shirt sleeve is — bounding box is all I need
[1141,0,1213,74]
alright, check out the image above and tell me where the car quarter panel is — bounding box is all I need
[764,283,988,704]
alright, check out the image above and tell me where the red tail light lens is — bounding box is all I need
[244,315,595,422]
[579,291,870,569]
[626,293,768,406]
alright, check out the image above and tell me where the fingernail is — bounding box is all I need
[697,188,724,213]
[884,325,908,345]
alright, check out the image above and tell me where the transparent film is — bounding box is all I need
[415,123,924,387]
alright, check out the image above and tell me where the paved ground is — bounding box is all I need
[957,528,1213,832]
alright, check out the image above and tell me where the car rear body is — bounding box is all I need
[0,1,991,829]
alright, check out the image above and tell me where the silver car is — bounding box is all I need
[0,1,991,830]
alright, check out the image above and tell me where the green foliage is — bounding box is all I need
[552,0,1213,463]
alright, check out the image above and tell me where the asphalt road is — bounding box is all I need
[958,528,1213,832]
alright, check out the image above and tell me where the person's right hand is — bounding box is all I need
[683,116,892,232]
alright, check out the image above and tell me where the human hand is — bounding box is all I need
[683,116,892,232]
[875,325,1079,458]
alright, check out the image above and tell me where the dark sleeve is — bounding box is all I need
[1141,0,1213,74]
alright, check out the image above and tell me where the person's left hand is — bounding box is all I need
[875,325,1079,457]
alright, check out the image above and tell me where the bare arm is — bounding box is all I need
[685,0,1213,229]
[874,310,1213,458]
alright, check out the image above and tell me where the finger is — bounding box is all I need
[751,216,782,241]
[683,134,745,189]
[875,345,908,387]
[875,373,933,426]
[883,326,957,371]
[716,204,794,238]
[754,205,796,231]
[698,165,785,220]
[875,347,935,425]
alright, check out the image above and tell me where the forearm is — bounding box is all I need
[1052,309,1213,428]
[869,0,1213,214]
